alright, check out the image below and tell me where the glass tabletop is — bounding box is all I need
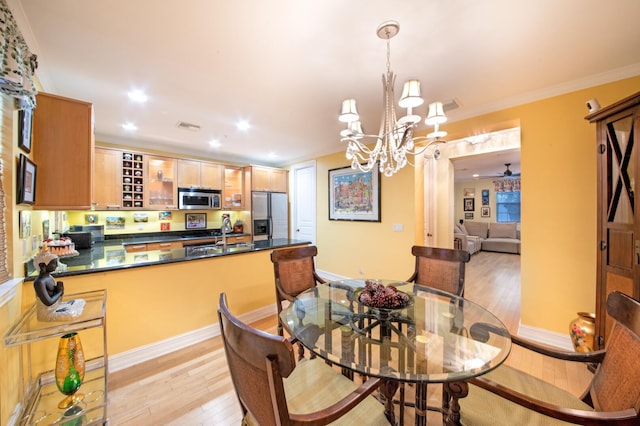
[280,279,512,383]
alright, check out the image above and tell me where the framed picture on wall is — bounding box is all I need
[482,189,490,206]
[185,213,207,229]
[481,207,491,217]
[465,213,474,219]
[463,197,475,212]
[328,165,381,222]
[17,108,33,153]
[17,154,36,204]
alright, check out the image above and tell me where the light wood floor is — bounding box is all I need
[107,252,593,425]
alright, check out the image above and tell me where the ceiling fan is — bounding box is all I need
[470,163,521,180]
[503,163,514,177]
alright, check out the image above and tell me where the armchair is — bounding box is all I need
[460,291,640,425]
[217,293,390,426]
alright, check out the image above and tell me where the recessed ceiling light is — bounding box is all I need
[122,122,138,131]
[268,152,277,158]
[472,174,479,178]
[209,139,221,148]
[128,90,148,103]
[236,120,251,131]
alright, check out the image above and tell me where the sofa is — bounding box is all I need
[455,221,520,255]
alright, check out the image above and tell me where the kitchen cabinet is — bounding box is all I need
[200,162,224,189]
[223,166,244,210]
[93,147,121,209]
[226,235,251,244]
[123,243,148,253]
[146,241,183,251]
[177,159,200,188]
[121,152,145,208]
[177,159,223,189]
[33,92,94,210]
[147,156,177,209]
[4,290,108,425]
[251,166,288,192]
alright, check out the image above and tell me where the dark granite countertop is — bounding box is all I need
[24,238,310,281]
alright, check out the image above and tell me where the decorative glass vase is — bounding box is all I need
[569,312,596,352]
[55,332,86,409]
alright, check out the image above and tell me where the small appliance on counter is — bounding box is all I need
[62,231,93,249]
[69,224,105,244]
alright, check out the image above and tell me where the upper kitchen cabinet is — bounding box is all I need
[177,159,223,189]
[200,161,224,189]
[223,166,244,210]
[93,147,121,209]
[147,156,177,209]
[250,165,288,192]
[33,92,94,209]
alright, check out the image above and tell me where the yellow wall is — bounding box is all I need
[438,76,640,333]
[314,151,417,280]
[20,249,277,359]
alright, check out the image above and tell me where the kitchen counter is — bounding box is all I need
[24,238,310,280]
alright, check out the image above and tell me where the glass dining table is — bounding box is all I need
[279,279,512,426]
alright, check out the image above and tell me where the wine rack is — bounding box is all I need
[122,152,144,208]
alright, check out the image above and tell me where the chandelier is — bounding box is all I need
[339,21,447,177]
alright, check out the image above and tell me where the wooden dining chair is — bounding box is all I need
[459,291,640,425]
[406,245,471,296]
[217,293,390,426]
[271,245,326,359]
[404,246,470,420]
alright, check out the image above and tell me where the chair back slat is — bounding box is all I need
[590,291,640,412]
[218,293,295,426]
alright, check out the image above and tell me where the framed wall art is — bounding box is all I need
[463,197,475,212]
[465,213,474,220]
[17,154,36,204]
[481,206,491,217]
[185,213,207,229]
[17,108,33,153]
[481,189,490,206]
[329,165,380,222]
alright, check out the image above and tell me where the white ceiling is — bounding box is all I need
[9,1,640,172]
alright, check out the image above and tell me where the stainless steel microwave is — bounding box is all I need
[178,187,222,210]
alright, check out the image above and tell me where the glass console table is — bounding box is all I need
[4,290,108,425]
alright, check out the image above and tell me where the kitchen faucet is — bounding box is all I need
[221,214,232,249]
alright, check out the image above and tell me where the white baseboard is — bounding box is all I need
[518,323,574,351]
[108,303,277,373]
[316,269,349,282]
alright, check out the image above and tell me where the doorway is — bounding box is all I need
[423,127,521,247]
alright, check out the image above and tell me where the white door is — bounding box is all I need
[291,160,317,245]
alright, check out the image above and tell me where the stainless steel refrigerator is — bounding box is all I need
[252,192,288,241]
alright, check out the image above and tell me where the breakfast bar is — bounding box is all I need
[21,237,311,365]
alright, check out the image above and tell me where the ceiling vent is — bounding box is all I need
[176,121,201,131]
[442,98,460,112]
